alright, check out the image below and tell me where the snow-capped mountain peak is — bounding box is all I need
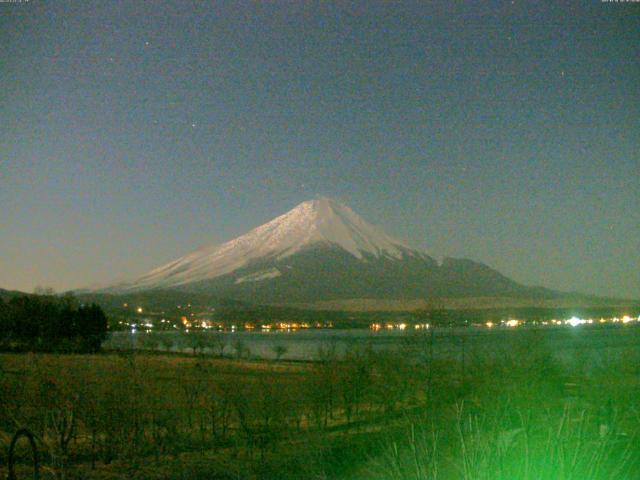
[121,198,417,290]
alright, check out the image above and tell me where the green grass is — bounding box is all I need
[1,330,640,479]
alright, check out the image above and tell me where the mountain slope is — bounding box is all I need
[115,198,427,292]
[104,197,558,303]
[170,245,545,303]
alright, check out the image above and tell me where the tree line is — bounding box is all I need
[0,292,108,353]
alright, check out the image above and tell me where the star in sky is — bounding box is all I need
[1,0,638,298]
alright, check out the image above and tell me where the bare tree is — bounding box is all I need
[272,344,288,361]
[211,333,227,357]
[414,298,448,402]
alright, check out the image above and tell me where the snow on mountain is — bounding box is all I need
[234,268,282,284]
[121,198,421,291]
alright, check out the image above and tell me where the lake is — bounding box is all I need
[104,323,640,365]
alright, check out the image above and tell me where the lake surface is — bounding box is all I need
[105,324,640,365]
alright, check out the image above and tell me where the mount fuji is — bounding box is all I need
[103,198,554,303]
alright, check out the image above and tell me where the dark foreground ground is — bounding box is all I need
[2,324,640,479]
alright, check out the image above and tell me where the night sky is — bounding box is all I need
[1,1,638,298]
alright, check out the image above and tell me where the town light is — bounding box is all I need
[566,317,585,327]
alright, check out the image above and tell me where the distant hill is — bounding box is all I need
[0,288,31,302]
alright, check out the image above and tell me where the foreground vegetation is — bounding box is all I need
[1,328,640,479]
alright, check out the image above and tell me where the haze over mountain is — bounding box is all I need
[100,198,561,304]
